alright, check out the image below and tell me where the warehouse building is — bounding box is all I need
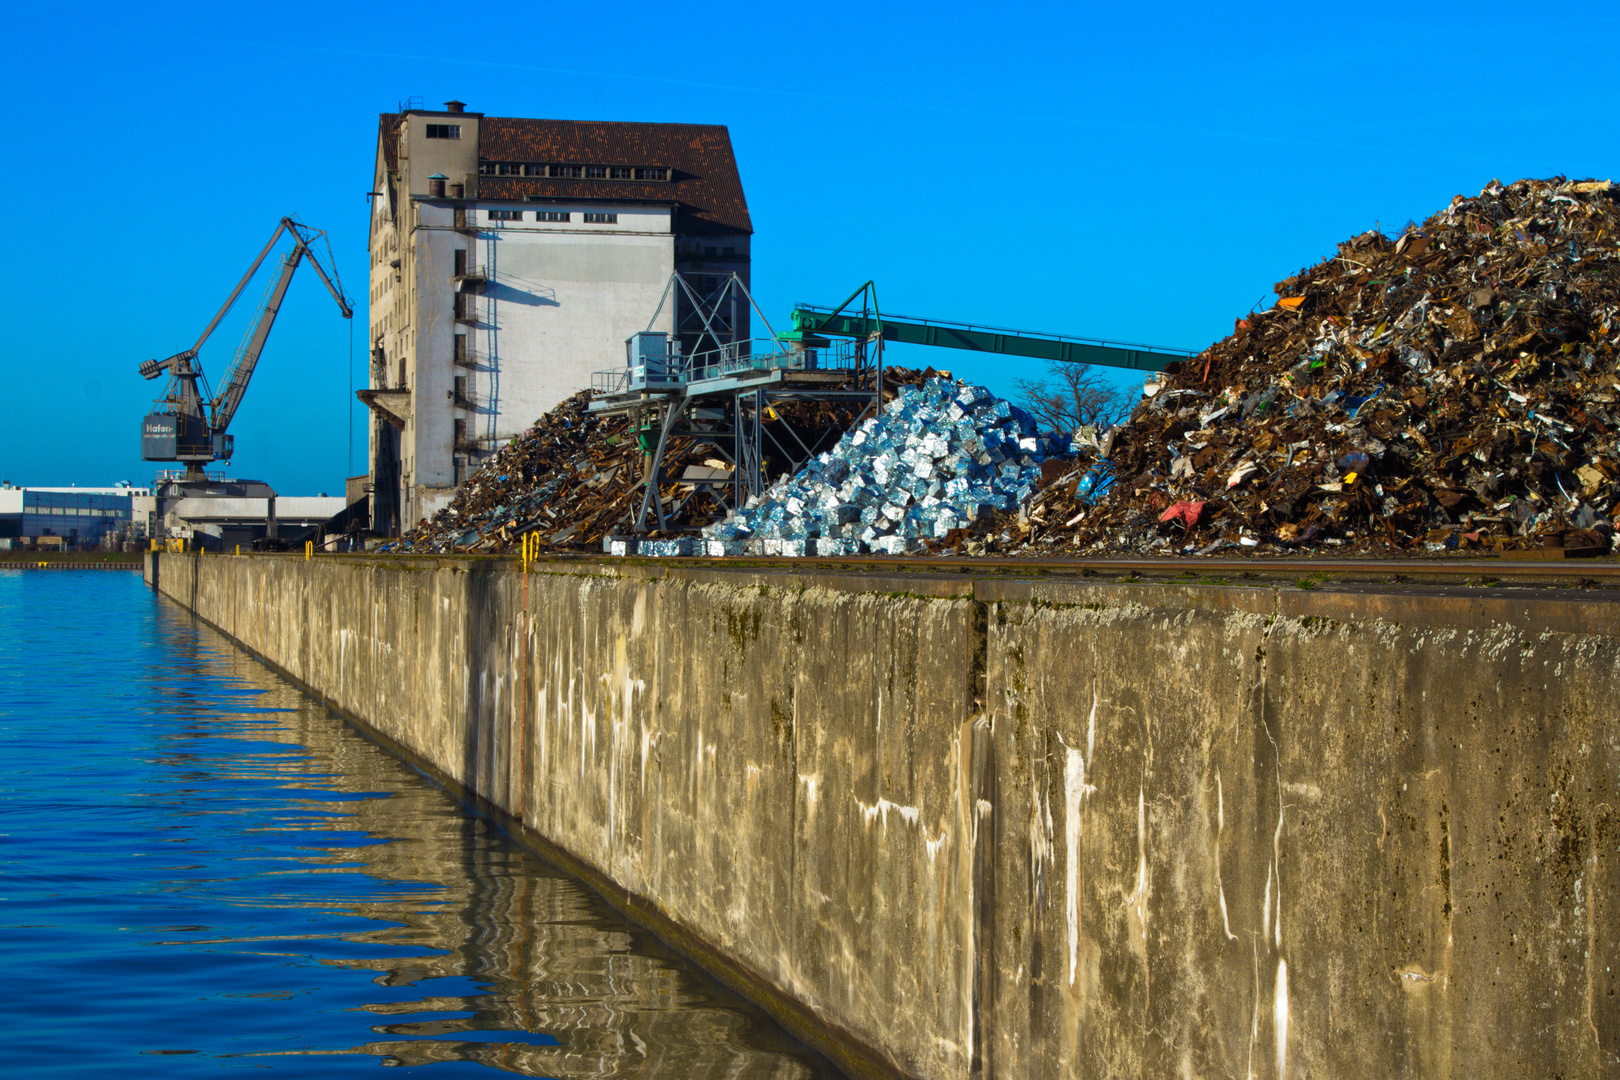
[361,100,753,534]
[0,484,152,549]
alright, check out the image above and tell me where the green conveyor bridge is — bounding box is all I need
[787,283,1195,372]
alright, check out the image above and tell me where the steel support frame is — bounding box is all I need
[609,274,885,535]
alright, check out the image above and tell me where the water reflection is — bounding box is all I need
[0,572,836,1078]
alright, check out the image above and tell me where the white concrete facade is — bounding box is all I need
[412,201,676,506]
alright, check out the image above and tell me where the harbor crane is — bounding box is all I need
[138,216,352,481]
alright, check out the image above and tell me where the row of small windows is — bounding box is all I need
[426,124,461,139]
[26,507,129,518]
[486,210,618,224]
[478,162,670,182]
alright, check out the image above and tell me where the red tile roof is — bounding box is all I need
[377,114,750,234]
[478,118,750,235]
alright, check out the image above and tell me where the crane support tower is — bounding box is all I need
[138,216,353,481]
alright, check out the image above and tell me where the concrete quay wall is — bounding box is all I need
[146,552,1620,1079]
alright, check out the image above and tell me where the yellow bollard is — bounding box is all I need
[235,545,240,556]
[305,540,313,560]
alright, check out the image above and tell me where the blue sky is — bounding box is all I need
[3,1,1617,494]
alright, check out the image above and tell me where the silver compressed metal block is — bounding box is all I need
[695,375,1076,557]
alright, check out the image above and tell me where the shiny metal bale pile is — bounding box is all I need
[693,377,1072,557]
[1019,176,1620,557]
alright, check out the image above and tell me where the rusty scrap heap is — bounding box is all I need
[1034,176,1620,557]
[383,390,650,554]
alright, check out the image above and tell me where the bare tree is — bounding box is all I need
[1011,360,1131,434]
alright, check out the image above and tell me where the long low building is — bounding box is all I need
[0,480,354,552]
[0,484,152,548]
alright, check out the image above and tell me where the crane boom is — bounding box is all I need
[137,216,352,480]
[191,221,292,355]
[210,247,304,435]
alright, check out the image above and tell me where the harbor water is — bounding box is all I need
[0,570,836,1078]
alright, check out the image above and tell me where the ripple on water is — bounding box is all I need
[0,571,837,1078]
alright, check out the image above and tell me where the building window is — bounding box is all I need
[585,166,606,179]
[537,211,570,222]
[497,162,522,176]
[583,212,617,224]
[552,165,582,179]
[478,162,495,175]
[722,246,736,257]
[488,209,523,221]
[426,124,461,139]
[635,167,669,181]
[610,166,632,180]
[523,163,547,176]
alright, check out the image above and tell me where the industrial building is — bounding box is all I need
[148,474,347,552]
[361,100,753,534]
[0,484,152,549]
[0,481,340,552]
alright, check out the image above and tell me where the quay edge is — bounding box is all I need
[146,550,1620,1080]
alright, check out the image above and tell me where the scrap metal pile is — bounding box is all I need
[385,372,933,556]
[1013,176,1620,557]
[382,390,657,554]
[684,378,1071,557]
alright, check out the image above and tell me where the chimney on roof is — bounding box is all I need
[445,100,466,113]
[449,181,464,199]
[428,173,447,198]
